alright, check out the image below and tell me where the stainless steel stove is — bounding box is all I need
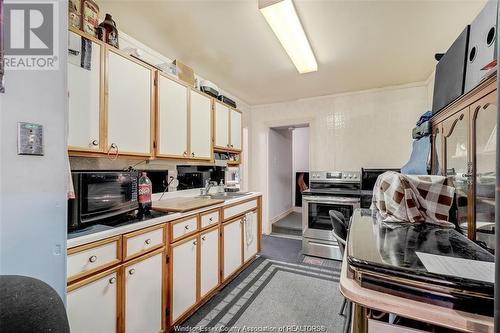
[302,171,360,260]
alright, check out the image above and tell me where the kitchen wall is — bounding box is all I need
[292,127,310,208]
[268,128,293,221]
[0,0,68,300]
[249,81,430,234]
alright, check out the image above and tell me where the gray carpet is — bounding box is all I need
[271,212,303,236]
[177,236,345,332]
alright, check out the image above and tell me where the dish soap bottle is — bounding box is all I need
[138,172,152,215]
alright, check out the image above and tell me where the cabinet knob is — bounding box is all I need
[230,144,234,148]
[128,268,136,275]
[183,151,188,157]
[184,225,189,230]
[193,240,197,246]
[145,238,152,245]
[90,140,99,147]
[209,217,213,222]
[107,143,119,160]
[202,236,206,241]
[109,277,116,284]
[191,152,195,157]
[89,255,97,263]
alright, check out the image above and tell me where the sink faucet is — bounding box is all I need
[200,180,218,196]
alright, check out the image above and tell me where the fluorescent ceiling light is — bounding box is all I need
[259,0,317,74]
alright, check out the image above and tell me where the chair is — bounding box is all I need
[0,275,70,333]
[329,210,351,333]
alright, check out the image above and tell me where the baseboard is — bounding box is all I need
[292,207,302,213]
[270,208,294,224]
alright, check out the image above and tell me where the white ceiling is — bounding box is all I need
[97,0,486,105]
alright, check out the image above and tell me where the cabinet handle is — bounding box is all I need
[183,151,188,157]
[128,268,136,275]
[193,241,197,245]
[231,144,234,148]
[184,225,189,230]
[191,152,195,157]
[107,143,119,160]
[89,255,97,263]
[145,238,152,245]
[109,277,116,284]
[209,217,213,222]
[202,236,206,241]
[90,139,99,147]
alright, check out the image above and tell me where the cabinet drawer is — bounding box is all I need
[223,199,257,221]
[171,216,198,242]
[67,237,121,283]
[123,225,165,260]
[200,210,220,229]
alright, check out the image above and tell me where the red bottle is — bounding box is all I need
[138,172,152,214]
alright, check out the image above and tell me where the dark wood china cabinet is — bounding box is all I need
[431,75,496,253]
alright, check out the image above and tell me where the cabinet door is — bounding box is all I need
[214,102,229,149]
[68,31,102,151]
[171,236,198,324]
[223,219,242,280]
[157,74,188,158]
[243,211,258,263]
[107,50,152,155]
[124,250,163,333]
[67,270,118,333]
[200,227,220,298]
[229,109,242,151]
[443,110,470,236]
[189,90,212,160]
[472,93,496,251]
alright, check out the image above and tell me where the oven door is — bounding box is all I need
[302,195,360,241]
[79,172,138,223]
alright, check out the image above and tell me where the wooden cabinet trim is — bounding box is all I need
[67,265,120,292]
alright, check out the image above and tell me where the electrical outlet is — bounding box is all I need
[17,122,44,156]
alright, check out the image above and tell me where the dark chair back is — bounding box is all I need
[0,275,70,333]
[329,210,347,257]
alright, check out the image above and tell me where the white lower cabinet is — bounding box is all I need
[67,270,118,333]
[124,250,163,333]
[200,227,220,298]
[243,211,259,263]
[223,219,243,280]
[171,236,198,324]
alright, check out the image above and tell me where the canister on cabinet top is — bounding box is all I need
[81,0,99,36]
[464,0,498,93]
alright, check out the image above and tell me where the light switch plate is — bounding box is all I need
[17,122,44,156]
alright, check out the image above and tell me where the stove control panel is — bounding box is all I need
[311,171,360,182]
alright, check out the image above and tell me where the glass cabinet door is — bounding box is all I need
[443,111,470,236]
[473,96,496,252]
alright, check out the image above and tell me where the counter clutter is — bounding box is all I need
[66,192,262,333]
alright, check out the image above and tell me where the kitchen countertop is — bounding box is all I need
[67,191,261,249]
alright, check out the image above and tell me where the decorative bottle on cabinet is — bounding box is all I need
[97,14,119,48]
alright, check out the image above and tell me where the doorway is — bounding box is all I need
[268,124,310,238]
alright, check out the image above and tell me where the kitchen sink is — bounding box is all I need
[198,192,250,200]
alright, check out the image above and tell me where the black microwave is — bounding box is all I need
[68,171,139,230]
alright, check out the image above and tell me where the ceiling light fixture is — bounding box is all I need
[259,0,317,74]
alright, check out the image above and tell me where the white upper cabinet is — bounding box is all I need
[68,31,102,151]
[189,90,212,160]
[230,109,242,151]
[107,50,152,156]
[214,102,229,149]
[200,227,219,298]
[124,251,163,333]
[157,74,188,158]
